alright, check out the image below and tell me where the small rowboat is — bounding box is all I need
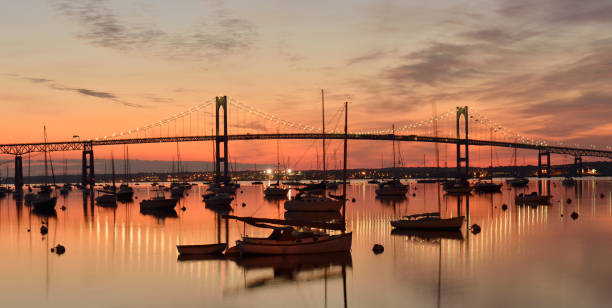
[177,243,227,255]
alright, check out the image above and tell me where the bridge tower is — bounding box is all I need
[215,96,229,184]
[81,142,95,189]
[574,155,583,177]
[537,150,551,178]
[456,106,469,179]
[14,155,23,194]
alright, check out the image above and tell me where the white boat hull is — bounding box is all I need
[391,216,465,230]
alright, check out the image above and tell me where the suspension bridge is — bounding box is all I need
[2,96,611,194]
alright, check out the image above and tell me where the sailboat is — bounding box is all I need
[264,137,288,197]
[203,134,234,207]
[284,93,343,212]
[375,124,408,197]
[391,178,464,230]
[474,138,502,193]
[95,152,117,207]
[32,127,57,212]
[506,144,529,187]
[116,145,134,201]
[225,215,351,256]
[140,189,178,210]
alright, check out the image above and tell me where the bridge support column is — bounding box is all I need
[574,156,583,177]
[81,142,95,189]
[14,155,23,194]
[215,96,229,184]
[456,106,469,179]
[537,151,551,178]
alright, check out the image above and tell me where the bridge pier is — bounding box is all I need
[537,151,551,178]
[215,96,229,184]
[81,143,95,189]
[574,156,583,177]
[14,155,23,194]
[456,106,469,179]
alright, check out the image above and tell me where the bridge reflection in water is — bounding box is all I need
[0,179,611,307]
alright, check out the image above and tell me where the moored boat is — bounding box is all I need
[237,228,352,256]
[473,181,502,193]
[203,192,233,207]
[177,243,227,255]
[507,177,529,187]
[391,213,464,230]
[515,192,552,205]
[375,179,408,196]
[264,184,288,197]
[284,192,342,212]
[140,190,177,210]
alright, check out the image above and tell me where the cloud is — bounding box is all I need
[16,74,143,108]
[498,0,612,24]
[460,28,539,44]
[347,50,388,65]
[53,0,256,61]
[23,77,54,84]
[382,43,485,86]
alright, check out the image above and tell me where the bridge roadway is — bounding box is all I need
[1,133,611,158]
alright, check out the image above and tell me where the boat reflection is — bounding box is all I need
[376,195,407,206]
[283,210,343,222]
[391,229,464,242]
[32,207,57,218]
[139,208,178,219]
[232,251,351,290]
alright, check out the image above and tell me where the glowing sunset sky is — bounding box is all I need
[1,0,611,170]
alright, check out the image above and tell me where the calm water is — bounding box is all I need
[1,179,611,308]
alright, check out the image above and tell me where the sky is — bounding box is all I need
[1,0,611,172]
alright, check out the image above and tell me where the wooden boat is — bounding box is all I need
[284,193,342,212]
[140,190,177,210]
[375,179,408,196]
[473,181,502,193]
[177,243,227,255]
[515,192,552,205]
[236,229,352,256]
[391,213,464,230]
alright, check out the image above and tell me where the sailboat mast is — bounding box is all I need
[276,135,280,185]
[43,126,48,185]
[392,124,396,170]
[321,89,326,181]
[111,151,116,188]
[342,102,348,218]
[489,128,493,170]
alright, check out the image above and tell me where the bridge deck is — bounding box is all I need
[0,134,611,158]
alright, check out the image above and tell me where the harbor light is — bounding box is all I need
[266,169,272,174]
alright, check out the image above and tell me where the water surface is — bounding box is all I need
[1,178,611,307]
